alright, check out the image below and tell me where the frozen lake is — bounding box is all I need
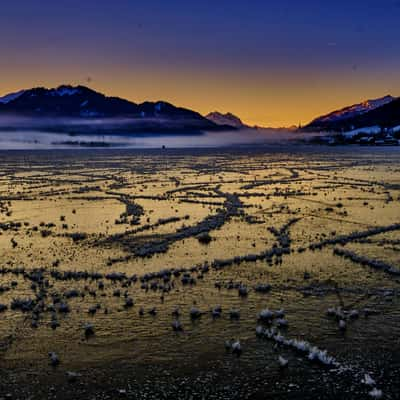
[0,147,399,399]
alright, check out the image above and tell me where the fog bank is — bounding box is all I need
[0,125,317,150]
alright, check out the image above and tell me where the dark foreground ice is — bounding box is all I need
[0,146,399,399]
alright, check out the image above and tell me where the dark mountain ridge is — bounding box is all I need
[0,85,231,133]
[304,95,400,132]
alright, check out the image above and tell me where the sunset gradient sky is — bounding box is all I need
[1,0,400,127]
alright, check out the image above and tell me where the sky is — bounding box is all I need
[0,0,400,127]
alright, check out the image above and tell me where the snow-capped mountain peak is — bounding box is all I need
[0,89,26,104]
[205,111,246,128]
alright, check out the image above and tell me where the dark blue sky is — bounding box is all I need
[1,0,399,126]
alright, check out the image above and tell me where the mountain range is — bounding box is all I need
[305,95,400,132]
[0,85,233,134]
[1,84,399,136]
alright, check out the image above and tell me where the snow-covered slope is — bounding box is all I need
[0,89,26,104]
[304,94,400,132]
[308,95,395,129]
[49,86,80,97]
[343,126,381,137]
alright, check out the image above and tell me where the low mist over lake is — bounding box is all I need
[0,127,306,149]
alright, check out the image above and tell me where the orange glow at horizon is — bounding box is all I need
[1,1,400,128]
[0,64,398,128]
